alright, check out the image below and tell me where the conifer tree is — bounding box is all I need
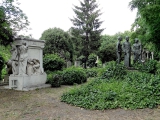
[71,0,104,68]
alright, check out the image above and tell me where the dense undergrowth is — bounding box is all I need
[61,61,160,110]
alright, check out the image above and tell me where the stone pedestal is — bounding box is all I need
[9,73,47,90]
[9,38,47,91]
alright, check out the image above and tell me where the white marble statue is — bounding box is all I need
[17,42,28,75]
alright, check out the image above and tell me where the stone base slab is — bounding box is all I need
[9,73,47,91]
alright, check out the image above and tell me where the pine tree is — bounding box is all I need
[71,0,104,68]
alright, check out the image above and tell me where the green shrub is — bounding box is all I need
[102,61,126,79]
[85,68,97,78]
[43,54,65,72]
[87,53,97,68]
[62,67,87,85]
[156,62,160,75]
[61,72,160,110]
[135,60,157,74]
[0,54,5,80]
[51,74,62,87]
[46,70,63,87]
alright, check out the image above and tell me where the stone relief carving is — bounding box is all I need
[27,59,42,75]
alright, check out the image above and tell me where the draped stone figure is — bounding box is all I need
[116,36,122,64]
[17,42,28,75]
[10,44,19,75]
[123,36,131,67]
[132,38,142,63]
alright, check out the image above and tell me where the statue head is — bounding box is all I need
[135,38,139,43]
[118,36,122,41]
[125,36,129,41]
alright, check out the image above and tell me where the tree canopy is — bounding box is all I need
[0,0,29,45]
[129,0,160,59]
[40,27,74,62]
[71,0,104,68]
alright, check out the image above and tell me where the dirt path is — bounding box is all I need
[0,85,160,120]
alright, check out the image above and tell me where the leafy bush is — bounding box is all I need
[85,68,97,78]
[87,53,97,68]
[156,62,160,75]
[102,61,126,79]
[62,67,87,85]
[0,45,11,79]
[61,72,160,110]
[135,60,157,74]
[0,54,5,80]
[85,67,106,78]
[43,54,65,72]
[46,70,63,87]
[51,74,62,87]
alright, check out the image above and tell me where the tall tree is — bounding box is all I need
[71,0,104,68]
[0,0,29,45]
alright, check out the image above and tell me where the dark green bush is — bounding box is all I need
[87,53,97,68]
[47,70,63,87]
[43,54,65,72]
[102,61,126,79]
[85,68,97,78]
[0,54,5,80]
[51,74,62,87]
[62,67,87,85]
[135,60,157,74]
[156,62,160,75]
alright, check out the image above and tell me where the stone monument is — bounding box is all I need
[123,36,131,67]
[132,38,142,63]
[116,36,122,64]
[9,38,47,90]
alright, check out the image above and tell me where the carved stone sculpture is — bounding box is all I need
[10,44,19,75]
[9,38,47,91]
[17,42,28,75]
[132,38,142,63]
[116,36,122,64]
[123,36,131,67]
[27,59,41,75]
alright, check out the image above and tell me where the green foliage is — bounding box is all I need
[85,67,106,78]
[40,27,73,61]
[62,67,87,85]
[85,68,97,78]
[87,53,97,68]
[0,0,29,45]
[129,0,160,55]
[51,73,62,87]
[135,60,157,74]
[43,54,65,72]
[156,62,160,75]
[98,43,116,63]
[102,61,127,79]
[71,0,104,68]
[0,45,11,79]
[61,72,160,110]
[0,53,5,80]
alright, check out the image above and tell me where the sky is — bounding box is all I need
[17,0,137,39]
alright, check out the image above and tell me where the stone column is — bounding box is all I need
[146,51,149,60]
[151,52,154,60]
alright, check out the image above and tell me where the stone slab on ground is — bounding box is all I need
[2,84,51,91]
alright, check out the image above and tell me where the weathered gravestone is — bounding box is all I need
[8,38,47,91]
[67,61,72,68]
[74,60,81,67]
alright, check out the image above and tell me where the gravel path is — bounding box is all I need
[0,85,159,120]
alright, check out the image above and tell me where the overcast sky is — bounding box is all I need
[17,0,137,39]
